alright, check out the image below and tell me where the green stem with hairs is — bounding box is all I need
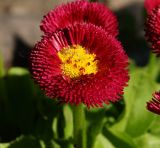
[73,104,86,148]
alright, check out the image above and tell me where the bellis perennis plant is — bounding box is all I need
[2,0,160,147]
[29,1,129,146]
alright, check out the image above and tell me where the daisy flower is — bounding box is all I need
[145,5,160,55]
[30,23,129,108]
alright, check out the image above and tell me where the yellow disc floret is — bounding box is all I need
[58,45,98,79]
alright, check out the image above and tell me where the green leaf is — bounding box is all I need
[103,127,136,148]
[0,143,10,148]
[5,67,36,134]
[135,133,160,148]
[33,98,60,142]
[93,134,114,148]
[9,136,41,148]
[0,52,7,133]
[147,53,160,81]
[148,116,160,136]
[124,68,156,137]
[56,105,74,148]
[63,105,73,139]
[0,60,7,136]
[86,108,106,148]
[7,67,29,76]
[57,107,66,139]
[111,66,157,137]
[0,135,41,148]
[40,140,61,148]
[0,51,5,77]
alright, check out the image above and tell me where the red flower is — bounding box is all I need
[30,23,129,108]
[144,0,160,13]
[147,91,160,115]
[145,5,160,55]
[40,0,118,37]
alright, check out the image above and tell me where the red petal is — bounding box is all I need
[145,5,160,55]
[147,91,160,115]
[40,0,118,37]
[144,0,160,13]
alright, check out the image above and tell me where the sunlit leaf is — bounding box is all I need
[135,133,160,148]
[148,116,160,136]
[103,127,136,147]
[0,52,5,77]
[2,136,41,148]
[111,64,157,137]
[0,143,10,148]
[63,105,73,139]
[93,134,114,148]
[124,68,156,137]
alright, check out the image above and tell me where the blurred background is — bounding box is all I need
[1,0,160,148]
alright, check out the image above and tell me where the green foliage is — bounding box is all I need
[0,136,41,148]
[1,53,160,148]
[135,134,160,148]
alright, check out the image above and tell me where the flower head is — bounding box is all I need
[30,23,129,108]
[145,5,160,55]
[144,0,160,14]
[147,91,160,115]
[40,0,118,37]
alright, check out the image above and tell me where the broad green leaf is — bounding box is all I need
[51,105,73,141]
[93,134,114,148]
[55,105,74,148]
[124,68,156,137]
[0,52,5,77]
[7,67,29,76]
[148,116,160,136]
[63,105,73,139]
[40,140,61,148]
[52,117,58,139]
[57,107,65,139]
[135,133,160,148]
[0,143,10,148]
[54,138,74,148]
[49,140,61,148]
[86,108,106,148]
[0,57,7,138]
[103,127,136,148]
[110,63,136,132]
[111,66,156,137]
[33,98,60,142]
[1,135,41,148]
[147,53,160,81]
[39,140,46,148]
[0,136,61,148]
[5,67,36,134]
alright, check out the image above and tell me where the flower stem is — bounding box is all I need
[73,104,86,148]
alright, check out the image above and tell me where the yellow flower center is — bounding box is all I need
[58,45,98,79]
